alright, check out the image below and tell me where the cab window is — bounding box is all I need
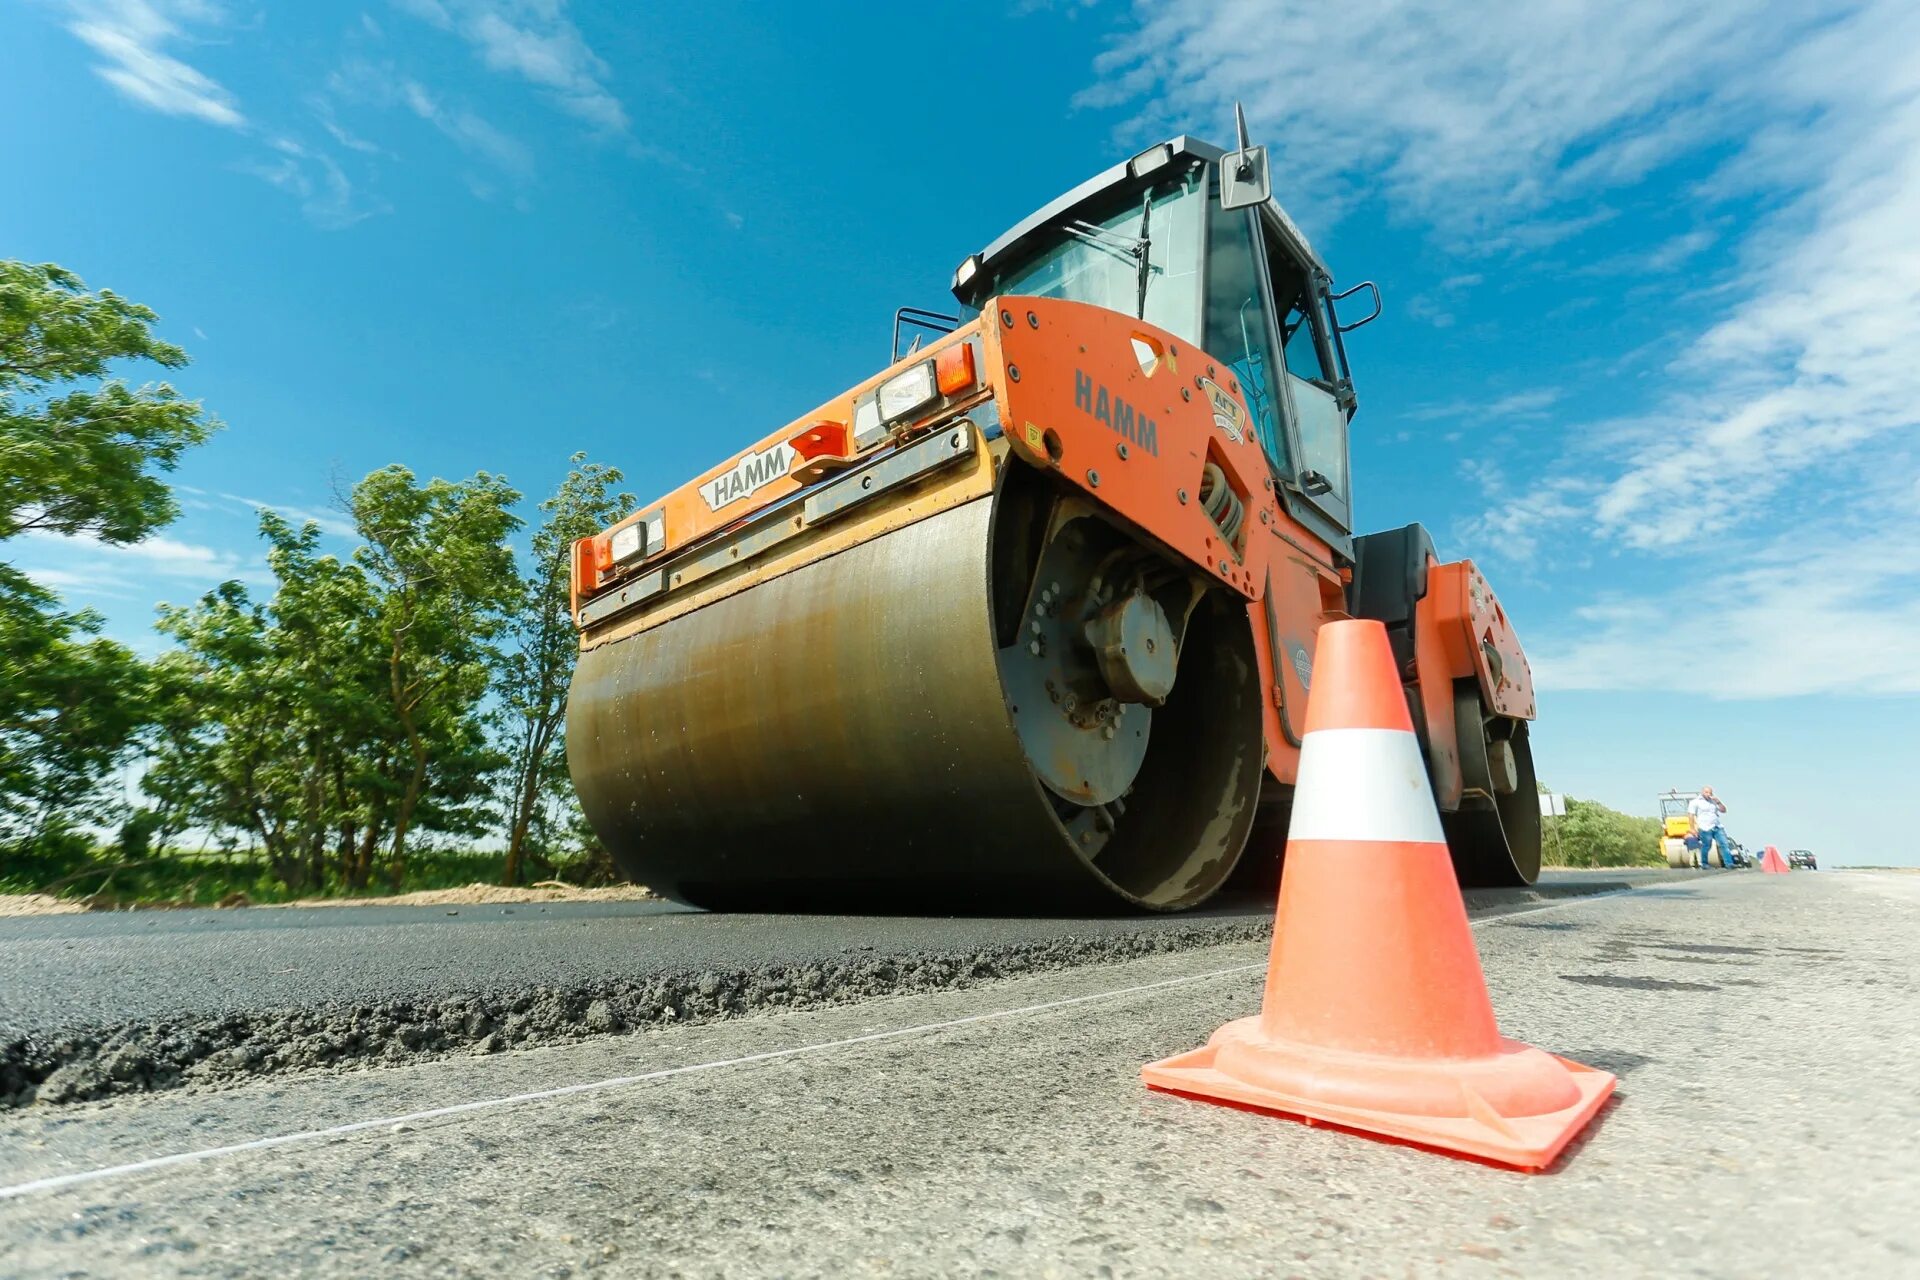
[1202,200,1287,468]
[1260,219,1351,527]
[1278,283,1334,385]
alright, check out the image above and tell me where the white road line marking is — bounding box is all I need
[0,962,1265,1201]
[1477,886,1639,924]
[0,887,1635,1202]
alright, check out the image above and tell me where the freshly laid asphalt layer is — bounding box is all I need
[0,870,1655,1107]
[0,869,1911,1278]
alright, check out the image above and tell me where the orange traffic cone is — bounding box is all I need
[1142,619,1615,1171]
[1759,845,1791,874]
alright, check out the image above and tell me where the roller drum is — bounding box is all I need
[568,479,1265,912]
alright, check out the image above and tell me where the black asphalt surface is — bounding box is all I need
[0,870,1665,1107]
[1,871,1651,1038]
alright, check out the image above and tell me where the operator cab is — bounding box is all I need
[951,135,1378,552]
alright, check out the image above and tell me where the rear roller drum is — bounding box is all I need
[1441,680,1542,887]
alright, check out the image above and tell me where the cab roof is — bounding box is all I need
[954,135,1329,309]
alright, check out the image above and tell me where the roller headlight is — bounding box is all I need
[610,509,665,564]
[878,360,938,423]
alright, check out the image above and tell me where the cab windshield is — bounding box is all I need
[988,166,1206,353]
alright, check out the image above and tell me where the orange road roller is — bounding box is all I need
[567,121,1540,911]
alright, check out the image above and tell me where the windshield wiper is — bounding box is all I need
[1061,220,1144,259]
[1134,190,1151,319]
[1060,190,1155,320]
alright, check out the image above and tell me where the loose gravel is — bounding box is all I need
[2,918,1273,1109]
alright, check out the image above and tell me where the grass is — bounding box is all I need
[0,845,528,908]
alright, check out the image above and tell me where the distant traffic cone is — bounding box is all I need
[1760,845,1791,874]
[1142,619,1615,1171]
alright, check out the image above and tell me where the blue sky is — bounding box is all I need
[3,1,1916,865]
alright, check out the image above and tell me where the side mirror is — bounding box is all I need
[1220,146,1271,210]
[1219,103,1270,210]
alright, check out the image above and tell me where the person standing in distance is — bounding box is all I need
[1689,786,1730,869]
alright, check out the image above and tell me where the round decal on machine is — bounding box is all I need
[1197,376,1246,445]
[1290,642,1313,691]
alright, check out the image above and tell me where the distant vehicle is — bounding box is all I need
[1657,791,1696,867]
[1657,790,1741,868]
[1788,849,1818,870]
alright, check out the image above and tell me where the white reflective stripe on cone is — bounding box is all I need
[1286,727,1448,845]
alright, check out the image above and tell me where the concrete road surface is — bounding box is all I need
[2,870,1914,1277]
[2,870,1652,1106]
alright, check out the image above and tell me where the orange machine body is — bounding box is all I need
[572,295,1532,804]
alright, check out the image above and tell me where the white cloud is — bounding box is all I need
[16,529,266,599]
[64,0,244,128]
[1535,519,1920,697]
[21,565,105,596]
[1454,460,1593,565]
[329,59,532,176]
[1088,0,1920,699]
[393,0,629,133]
[113,533,241,572]
[216,493,357,539]
[310,96,389,156]
[238,137,388,230]
[398,77,533,173]
[1407,388,1561,423]
[1083,0,1826,237]
[1399,294,1454,329]
[1590,46,1920,548]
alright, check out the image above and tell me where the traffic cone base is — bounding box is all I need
[1144,1022,1616,1171]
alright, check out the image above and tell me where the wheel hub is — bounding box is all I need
[998,516,1176,807]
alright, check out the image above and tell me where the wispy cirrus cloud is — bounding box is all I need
[1086,0,1920,698]
[237,137,390,230]
[63,0,243,127]
[397,77,533,174]
[1081,0,1831,236]
[391,0,629,133]
[55,2,392,230]
[1405,389,1562,423]
[1534,510,1920,698]
[16,529,269,606]
[326,58,533,177]
[213,492,358,540]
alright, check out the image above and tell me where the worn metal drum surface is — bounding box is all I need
[567,486,1265,912]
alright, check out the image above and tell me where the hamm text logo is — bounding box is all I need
[699,442,796,511]
[1074,370,1159,456]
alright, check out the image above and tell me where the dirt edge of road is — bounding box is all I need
[1,880,1629,1111]
[0,884,657,918]
[0,895,88,918]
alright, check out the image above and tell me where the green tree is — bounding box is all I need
[492,454,631,886]
[0,574,152,851]
[1,261,215,852]
[2,262,213,544]
[148,517,392,892]
[349,466,521,883]
[150,477,521,894]
[1545,795,1664,868]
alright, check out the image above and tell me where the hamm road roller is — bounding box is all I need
[566,123,1541,911]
